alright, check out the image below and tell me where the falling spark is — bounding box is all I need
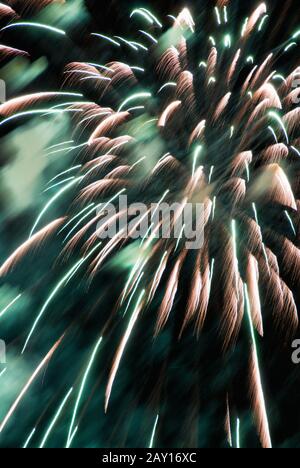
[44,176,76,193]
[40,388,73,448]
[244,284,272,448]
[241,18,249,37]
[91,33,120,47]
[0,108,82,128]
[66,426,78,448]
[258,15,268,31]
[149,414,159,448]
[105,290,145,412]
[45,142,87,157]
[130,9,154,25]
[59,204,95,235]
[23,428,36,448]
[0,294,22,319]
[292,30,300,39]
[291,146,300,157]
[29,177,82,238]
[115,36,138,51]
[67,336,103,447]
[252,203,270,274]
[285,211,296,236]
[148,251,168,303]
[267,126,278,144]
[175,224,185,251]
[124,272,144,317]
[232,220,239,296]
[118,92,151,112]
[215,7,221,25]
[284,42,297,52]
[139,30,157,44]
[232,220,238,264]
[139,8,162,28]
[212,196,216,220]
[224,6,228,24]
[0,1,298,449]
[47,140,74,151]
[48,165,82,185]
[269,111,289,144]
[1,22,66,36]
[192,145,203,176]
[158,82,177,93]
[0,337,63,434]
[236,418,240,448]
[62,206,97,242]
[272,74,286,83]
[22,244,102,353]
[127,106,145,113]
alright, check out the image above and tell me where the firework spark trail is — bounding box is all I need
[91,33,121,47]
[121,257,148,305]
[149,414,159,448]
[63,188,126,243]
[285,210,297,236]
[47,140,74,150]
[44,176,76,193]
[148,251,168,304]
[0,92,83,116]
[269,111,289,144]
[21,260,83,353]
[22,242,102,353]
[252,203,271,275]
[0,0,299,448]
[40,387,73,448]
[1,22,66,35]
[236,418,240,449]
[244,284,272,449]
[66,426,78,448]
[123,272,144,317]
[118,92,151,113]
[47,166,82,183]
[45,142,88,157]
[0,294,22,319]
[130,9,154,25]
[0,337,63,434]
[23,427,36,449]
[29,177,83,239]
[105,290,145,412]
[0,219,65,277]
[59,204,95,236]
[0,108,81,127]
[67,336,103,447]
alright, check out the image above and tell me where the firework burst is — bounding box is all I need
[0,0,300,448]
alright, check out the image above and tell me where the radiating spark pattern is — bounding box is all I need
[0,0,299,449]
